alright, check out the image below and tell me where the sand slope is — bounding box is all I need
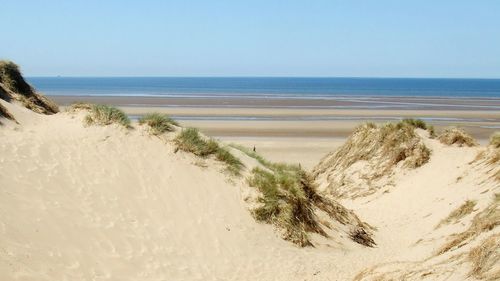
[1,99,499,280]
[314,123,499,280]
[0,101,378,281]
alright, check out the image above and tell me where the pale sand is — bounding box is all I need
[1,100,499,280]
[119,107,500,140]
[218,137,344,170]
[53,96,500,140]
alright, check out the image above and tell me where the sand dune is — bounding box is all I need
[0,100,376,280]
[1,67,499,280]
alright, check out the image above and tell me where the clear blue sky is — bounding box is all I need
[1,0,499,77]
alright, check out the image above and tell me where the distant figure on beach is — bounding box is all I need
[253,146,256,152]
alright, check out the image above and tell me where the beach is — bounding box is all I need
[49,95,500,168]
[2,65,500,281]
[3,1,500,279]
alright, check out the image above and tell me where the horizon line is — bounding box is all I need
[25,75,500,80]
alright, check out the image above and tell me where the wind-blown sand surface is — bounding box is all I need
[2,96,499,280]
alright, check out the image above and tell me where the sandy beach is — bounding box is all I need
[2,87,499,281]
[50,96,500,142]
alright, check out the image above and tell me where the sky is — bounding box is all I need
[1,0,499,78]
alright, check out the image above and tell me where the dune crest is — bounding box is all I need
[313,120,432,198]
[0,61,59,115]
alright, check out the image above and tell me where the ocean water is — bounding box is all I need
[27,77,500,98]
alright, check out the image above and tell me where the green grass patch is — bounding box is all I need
[248,165,322,246]
[139,113,178,135]
[247,161,375,247]
[215,147,244,176]
[84,104,131,128]
[175,128,244,176]
[228,143,272,167]
[175,128,219,157]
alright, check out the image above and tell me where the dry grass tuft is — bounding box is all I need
[247,158,375,247]
[175,128,243,176]
[68,102,93,111]
[437,194,499,255]
[84,104,131,128]
[0,60,58,114]
[313,121,431,198]
[139,113,178,135]
[402,118,436,137]
[471,141,500,182]
[490,132,500,149]
[0,61,32,95]
[402,118,427,129]
[468,234,500,280]
[436,200,476,228]
[438,127,477,147]
[0,102,16,122]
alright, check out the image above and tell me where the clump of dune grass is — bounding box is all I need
[471,145,500,183]
[468,234,500,280]
[402,118,436,137]
[490,132,500,149]
[0,61,32,95]
[0,102,15,122]
[175,128,244,176]
[175,128,219,157]
[437,194,499,255]
[229,143,272,167]
[438,127,477,147]
[139,113,178,135]
[0,60,58,114]
[427,125,436,138]
[84,104,131,128]
[247,159,375,247]
[436,200,476,229]
[215,147,244,176]
[68,102,93,111]
[313,121,431,198]
[402,118,427,129]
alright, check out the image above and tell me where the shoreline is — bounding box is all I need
[51,95,499,140]
[50,95,500,110]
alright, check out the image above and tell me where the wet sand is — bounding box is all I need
[52,95,500,140]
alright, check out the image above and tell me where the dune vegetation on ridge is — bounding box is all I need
[438,127,478,147]
[0,60,59,115]
[313,120,432,198]
[64,98,373,247]
[139,113,179,135]
[246,159,375,247]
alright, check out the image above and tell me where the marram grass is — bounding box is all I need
[175,128,244,176]
[139,113,178,135]
[84,104,131,128]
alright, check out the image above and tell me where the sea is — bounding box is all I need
[27,77,500,99]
